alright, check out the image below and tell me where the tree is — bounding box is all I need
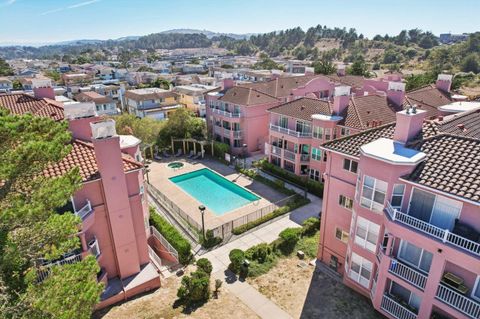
[114,113,164,146]
[0,58,13,76]
[0,110,103,318]
[44,70,61,82]
[12,80,22,90]
[177,270,210,305]
[252,53,283,70]
[461,54,480,73]
[157,108,206,148]
[152,77,171,90]
[312,55,336,75]
[228,249,244,273]
[348,57,369,76]
[196,258,212,275]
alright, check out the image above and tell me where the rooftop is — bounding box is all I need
[360,138,426,165]
[0,93,64,121]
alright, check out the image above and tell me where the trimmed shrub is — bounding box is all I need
[196,258,213,275]
[177,270,210,305]
[302,217,320,237]
[278,227,302,255]
[149,208,192,265]
[238,168,295,196]
[245,243,272,263]
[228,249,245,273]
[213,142,230,159]
[201,229,222,249]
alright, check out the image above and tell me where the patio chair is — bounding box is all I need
[162,150,171,158]
[187,150,195,158]
[174,149,182,157]
[153,152,162,161]
[192,152,202,160]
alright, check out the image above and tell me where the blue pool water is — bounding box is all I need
[169,168,260,215]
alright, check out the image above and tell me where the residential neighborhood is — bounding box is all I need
[0,1,479,319]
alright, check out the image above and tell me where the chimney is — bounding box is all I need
[64,102,100,141]
[436,74,453,93]
[333,85,350,115]
[393,105,427,144]
[90,119,144,278]
[32,79,55,100]
[222,78,235,90]
[337,64,346,76]
[387,81,406,107]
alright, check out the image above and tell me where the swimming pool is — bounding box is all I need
[169,168,260,215]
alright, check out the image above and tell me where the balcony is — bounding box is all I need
[436,284,480,319]
[88,237,101,258]
[75,200,93,221]
[300,154,310,162]
[269,123,312,138]
[381,294,417,319]
[388,258,428,291]
[284,149,296,161]
[211,108,241,118]
[385,202,480,257]
[232,130,242,139]
[37,253,82,282]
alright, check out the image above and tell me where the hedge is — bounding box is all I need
[238,168,296,196]
[255,159,324,197]
[232,195,310,235]
[149,208,192,265]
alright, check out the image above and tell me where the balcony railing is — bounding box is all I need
[75,200,92,221]
[436,284,480,319]
[150,226,179,262]
[300,154,310,162]
[283,149,296,161]
[269,123,312,138]
[211,108,241,118]
[233,130,242,138]
[148,246,163,271]
[88,237,101,258]
[385,202,480,257]
[381,294,417,319]
[37,253,82,282]
[388,258,428,291]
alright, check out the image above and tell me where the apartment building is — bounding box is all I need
[0,84,162,309]
[0,77,13,92]
[76,91,119,116]
[175,83,219,117]
[317,105,480,319]
[124,88,183,120]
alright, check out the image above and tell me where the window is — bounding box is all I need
[398,240,433,273]
[311,148,322,161]
[390,282,422,311]
[313,126,323,139]
[309,169,320,181]
[391,184,405,208]
[335,227,349,243]
[355,171,362,201]
[339,195,353,210]
[354,216,380,252]
[341,127,351,136]
[279,116,288,128]
[343,158,358,173]
[360,175,387,212]
[296,121,311,134]
[325,128,331,140]
[349,252,372,288]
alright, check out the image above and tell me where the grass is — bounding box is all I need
[296,231,320,259]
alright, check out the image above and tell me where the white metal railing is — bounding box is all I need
[300,154,310,162]
[270,144,283,156]
[223,127,231,136]
[37,253,82,282]
[436,284,480,319]
[75,200,92,220]
[284,149,296,161]
[371,278,378,299]
[377,249,384,263]
[150,226,179,261]
[233,130,242,138]
[385,201,480,256]
[88,238,101,258]
[211,108,241,118]
[389,258,428,290]
[269,123,312,138]
[381,294,417,319]
[148,246,163,270]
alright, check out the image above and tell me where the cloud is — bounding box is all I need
[40,0,101,15]
[1,0,17,7]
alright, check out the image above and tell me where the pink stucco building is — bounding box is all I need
[0,84,161,309]
[317,102,480,319]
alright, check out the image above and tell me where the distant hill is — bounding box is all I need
[160,29,254,40]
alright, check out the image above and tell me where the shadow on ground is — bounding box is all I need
[300,262,383,319]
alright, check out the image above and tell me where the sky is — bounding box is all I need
[0,0,479,45]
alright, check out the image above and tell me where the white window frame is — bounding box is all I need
[343,158,358,173]
[472,276,480,302]
[309,168,320,182]
[325,128,331,140]
[335,227,349,243]
[391,184,406,209]
[313,126,323,139]
[354,216,380,253]
[349,252,372,288]
[339,194,353,210]
[398,240,433,274]
[311,147,322,161]
[360,175,387,212]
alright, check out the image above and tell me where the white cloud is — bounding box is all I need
[40,0,101,16]
[1,0,17,7]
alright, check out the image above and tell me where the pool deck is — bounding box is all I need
[147,158,286,230]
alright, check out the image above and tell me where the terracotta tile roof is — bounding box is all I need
[406,85,452,109]
[240,75,326,98]
[76,91,113,104]
[0,93,64,121]
[267,94,399,130]
[219,86,278,106]
[326,74,366,88]
[405,134,480,202]
[424,107,480,139]
[268,97,331,121]
[124,88,177,101]
[43,139,143,182]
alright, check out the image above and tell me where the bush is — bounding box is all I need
[256,159,324,197]
[278,227,302,255]
[296,232,320,258]
[149,208,192,265]
[302,217,320,237]
[232,195,310,235]
[196,258,213,275]
[228,249,245,273]
[213,142,230,159]
[238,168,295,196]
[245,243,272,263]
[177,270,210,305]
[201,229,222,249]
